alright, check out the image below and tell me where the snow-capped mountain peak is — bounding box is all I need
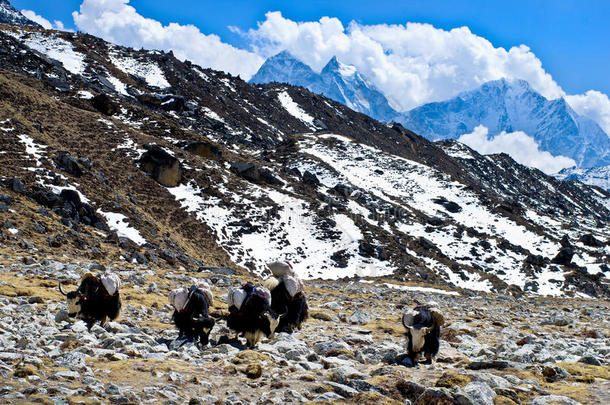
[250,52,398,122]
[399,78,610,168]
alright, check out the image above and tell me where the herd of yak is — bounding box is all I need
[57,261,445,367]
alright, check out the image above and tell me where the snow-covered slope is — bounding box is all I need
[555,165,610,192]
[0,0,40,27]
[399,78,610,168]
[250,51,398,122]
[1,23,609,298]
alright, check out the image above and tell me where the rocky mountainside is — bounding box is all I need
[399,78,610,169]
[250,51,398,122]
[0,22,609,298]
[0,0,39,27]
[555,165,610,192]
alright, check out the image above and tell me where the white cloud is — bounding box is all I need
[21,9,69,31]
[566,91,610,136]
[72,0,264,79]
[240,12,565,110]
[62,3,610,136]
[457,125,576,174]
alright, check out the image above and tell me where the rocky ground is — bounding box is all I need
[0,258,609,404]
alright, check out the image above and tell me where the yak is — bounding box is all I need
[401,304,444,366]
[226,282,284,348]
[169,284,215,346]
[59,273,121,330]
[264,276,308,333]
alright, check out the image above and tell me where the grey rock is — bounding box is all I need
[463,381,496,405]
[312,392,345,401]
[325,381,359,398]
[348,308,370,325]
[313,340,351,356]
[531,395,582,405]
[579,355,602,366]
[190,395,219,404]
[55,309,70,323]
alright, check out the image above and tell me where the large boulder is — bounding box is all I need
[90,94,119,116]
[139,145,182,187]
[184,141,222,160]
[551,247,574,265]
[580,233,603,247]
[55,151,83,177]
[230,161,280,185]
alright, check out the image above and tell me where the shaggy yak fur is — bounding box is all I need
[265,277,309,333]
[226,284,282,348]
[402,305,443,366]
[59,275,121,330]
[172,287,215,345]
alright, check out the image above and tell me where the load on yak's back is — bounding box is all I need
[263,261,309,333]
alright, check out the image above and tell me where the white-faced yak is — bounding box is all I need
[169,283,215,346]
[59,273,121,330]
[401,304,445,366]
[226,282,284,348]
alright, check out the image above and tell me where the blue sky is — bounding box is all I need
[12,0,610,96]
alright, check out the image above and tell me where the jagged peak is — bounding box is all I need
[321,56,357,77]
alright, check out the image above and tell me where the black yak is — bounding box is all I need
[264,276,308,333]
[59,273,121,330]
[226,282,284,348]
[169,284,215,346]
[401,304,444,366]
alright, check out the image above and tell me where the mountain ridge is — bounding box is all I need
[0,20,608,298]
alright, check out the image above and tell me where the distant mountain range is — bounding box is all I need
[251,53,610,170]
[250,51,398,122]
[555,165,610,192]
[400,78,610,169]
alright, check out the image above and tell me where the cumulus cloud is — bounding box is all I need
[21,9,69,31]
[239,12,565,110]
[566,91,610,136]
[65,2,610,136]
[72,0,264,79]
[458,125,576,174]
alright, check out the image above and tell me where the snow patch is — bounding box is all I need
[277,91,315,128]
[97,210,147,245]
[383,283,460,296]
[17,134,46,166]
[15,32,86,75]
[110,53,170,88]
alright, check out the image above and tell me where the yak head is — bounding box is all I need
[194,317,216,346]
[264,310,287,338]
[406,325,433,352]
[59,281,83,317]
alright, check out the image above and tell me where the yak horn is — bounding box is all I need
[58,281,68,296]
